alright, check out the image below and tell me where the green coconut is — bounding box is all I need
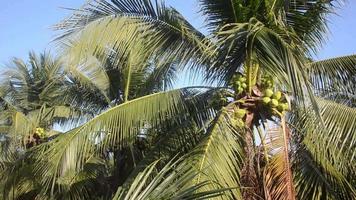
[241,83,247,89]
[282,103,289,111]
[277,104,284,112]
[239,77,247,83]
[270,99,279,107]
[264,89,274,97]
[262,97,271,104]
[35,127,46,137]
[277,103,289,112]
[273,91,282,100]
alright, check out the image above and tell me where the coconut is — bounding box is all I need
[239,77,247,83]
[264,89,273,97]
[282,103,289,111]
[270,99,279,107]
[262,97,271,104]
[241,83,247,89]
[277,104,284,112]
[273,91,282,100]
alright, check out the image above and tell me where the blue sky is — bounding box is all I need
[0,0,355,65]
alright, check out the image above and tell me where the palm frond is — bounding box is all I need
[295,99,356,172]
[285,0,342,52]
[263,122,295,200]
[0,151,43,199]
[198,0,243,31]
[118,87,220,191]
[136,60,178,95]
[293,147,355,200]
[188,109,245,199]
[33,88,198,194]
[62,54,112,104]
[290,98,356,199]
[54,157,109,200]
[1,52,65,111]
[308,54,356,94]
[55,0,212,78]
[114,156,229,200]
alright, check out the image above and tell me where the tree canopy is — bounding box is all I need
[0,0,355,199]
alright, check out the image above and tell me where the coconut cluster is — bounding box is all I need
[262,89,289,113]
[261,76,274,88]
[35,127,46,138]
[231,74,247,94]
[231,107,247,128]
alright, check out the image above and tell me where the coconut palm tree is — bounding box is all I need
[2,0,356,199]
[0,50,220,199]
[0,52,86,199]
[0,52,80,148]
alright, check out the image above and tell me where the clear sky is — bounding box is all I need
[0,0,355,66]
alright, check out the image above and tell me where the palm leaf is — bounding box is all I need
[55,0,212,78]
[117,87,220,190]
[113,156,229,200]
[62,54,112,104]
[188,108,245,199]
[290,98,356,199]
[285,0,342,52]
[296,99,356,172]
[308,54,356,94]
[263,122,295,200]
[293,147,355,200]
[198,0,244,31]
[33,88,199,194]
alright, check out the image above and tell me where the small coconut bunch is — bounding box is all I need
[35,127,46,138]
[262,89,289,114]
[231,74,247,94]
[261,76,274,89]
[230,107,247,128]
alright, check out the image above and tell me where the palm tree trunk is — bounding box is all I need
[241,111,259,200]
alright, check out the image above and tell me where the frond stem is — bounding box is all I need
[281,116,295,200]
[124,58,133,102]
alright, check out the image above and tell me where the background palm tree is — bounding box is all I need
[1,0,356,199]
[0,52,78,148]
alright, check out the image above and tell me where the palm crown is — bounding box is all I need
[0,0,355,199]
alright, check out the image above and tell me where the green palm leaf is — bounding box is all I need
[55,0,212,77]
[293,147,355,200]
[117,88,220,191]
[63,54,112,104]
[296,99,356,172]
[308,54,356,94]
[33,88,195,194]
[285,0,342,52]
[188,109,245,199]
[290,99,356,199]
[113,156,229,200]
